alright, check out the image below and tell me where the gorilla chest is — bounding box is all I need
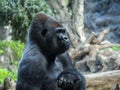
[47,60,63,80]
[42,61,63,90]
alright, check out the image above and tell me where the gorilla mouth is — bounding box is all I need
[58,40,70,49]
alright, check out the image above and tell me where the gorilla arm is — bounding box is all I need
[57,52,86,90]
[57,52,73,69]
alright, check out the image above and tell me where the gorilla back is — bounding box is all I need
[16,13,86,90]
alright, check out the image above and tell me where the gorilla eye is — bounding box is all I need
[56,28,66,33]
[41,29,48,37]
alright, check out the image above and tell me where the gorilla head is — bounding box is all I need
[28,13,70,56]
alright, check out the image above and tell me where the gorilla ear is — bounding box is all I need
[41,29,48,37]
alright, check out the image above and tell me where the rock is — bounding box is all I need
[3,77,16,90]
[0,55,9,68]
[0,84,3,90]
[0,56,5,65]
[74,44,120,73]
[86,59,102,73]
[75,60,88,72]
[7,65,17,72]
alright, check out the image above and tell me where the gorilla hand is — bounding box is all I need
[58,69,82,90]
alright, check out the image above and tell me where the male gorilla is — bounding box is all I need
[16,13,86,90]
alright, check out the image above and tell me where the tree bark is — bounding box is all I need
[45,0,85,47]
[85,70,120,90]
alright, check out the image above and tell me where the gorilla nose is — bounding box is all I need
[63,36,69,41]
[57,34,69,42]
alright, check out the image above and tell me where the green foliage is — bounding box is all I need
[0,50,3,55]
[0,0,53,42]
[0,40,24,84]
[0,40,25,64]
[112,46,120,51]
[0,68,17,84]
[101,46,120,51]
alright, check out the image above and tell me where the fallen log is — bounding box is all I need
[85,70,120,90]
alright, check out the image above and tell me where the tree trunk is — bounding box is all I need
[45,0,86,47]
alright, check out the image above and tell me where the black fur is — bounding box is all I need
[16,13,86,90]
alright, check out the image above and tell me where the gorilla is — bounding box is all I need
[16,13,86,90]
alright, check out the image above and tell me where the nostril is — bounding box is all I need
[57,34,69,41]
[64,37,67,40]
[63,36,68,41]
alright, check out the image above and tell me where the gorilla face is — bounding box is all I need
[55,27,70,50]
[43,27,70,55]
